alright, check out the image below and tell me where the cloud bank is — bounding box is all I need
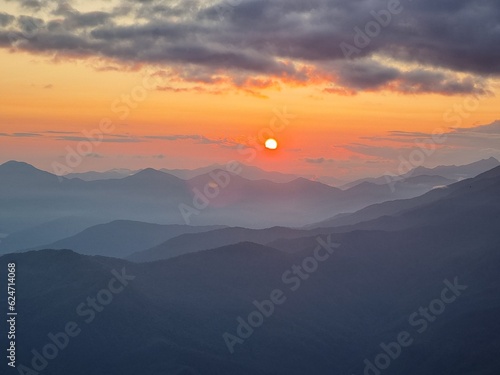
[0,0,498,95]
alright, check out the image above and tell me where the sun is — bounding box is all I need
[265,138,278,150]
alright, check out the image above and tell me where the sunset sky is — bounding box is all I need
[1,0,499,181]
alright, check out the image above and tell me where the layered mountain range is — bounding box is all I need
[0,159,499,374]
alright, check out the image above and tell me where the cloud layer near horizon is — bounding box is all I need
[1,0,499,96]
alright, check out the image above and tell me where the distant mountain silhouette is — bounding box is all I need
[28,220,225,257]
[0,160,63,189]
[128,226,309,262]
[409,156,499,180]
[85,167,188,190]
[0,161,384,231]
[64,164,302,184]
[1,158,498,239]
[163,163,302,183]
[340,157,499,189]
[65,169,136,181]
[0,216,105,254]
[0,163,194,233]
[307,164,500,230]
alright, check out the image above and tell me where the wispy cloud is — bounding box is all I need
[0,132,42,137]
[144,134,243,149]
[304,157,335,164]
[342,121,500,165]
[42,130,80,135]
[132,154,167,159]
[55,135,144,143]
[87,152,104,158]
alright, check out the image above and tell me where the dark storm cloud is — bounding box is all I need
[335,61,400,89]
[385,0,500,75]
[17,15,45,34]
[19,0,44,11]
[329,60,489,95]
[67,11,112,28]
[0,0,498,94]
[394,70,489,95]
[0,13,15,27]
[52,3,113,28]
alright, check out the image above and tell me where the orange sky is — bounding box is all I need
[1,33,499,180]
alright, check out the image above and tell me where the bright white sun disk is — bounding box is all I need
[265,138,278,150]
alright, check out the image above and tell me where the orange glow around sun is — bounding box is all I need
[265,138,278,150]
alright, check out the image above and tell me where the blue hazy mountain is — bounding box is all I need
[1,201,499,374]
[0,216,106,254]
[1,164,499,374]
[339,157,499,189]
[127,226,309,262]
[23,164,500,262]
[3,158,490,237]
[65,164,312,184]
[28,220,226,257]
[0,160,434,233]
[132,164,500,261]
[64,168,137,181]
[307,162,500,229]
